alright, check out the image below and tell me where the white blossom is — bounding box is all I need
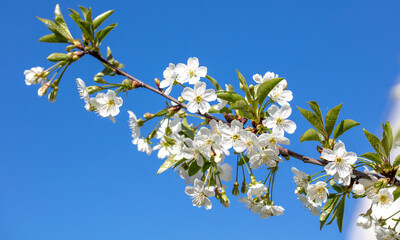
[136,138,152,155]
[175,57,207,84]
[185,179,215,210]
[356,214,374,229]
[258,131,290,154]
[156,115,182,139]
[297,194,319,216]
[159,63,177,95]
[177,166,202,185]
[321,141,357,185]
[291,167,309,189]
[372,188,394,208]
[93,90,123,118]
[128,110,140,144]
[234,130,261,158]
[263,105,296,134]
[249,149,281,169]
[375,226,400,240]
[220,120,244,151]
[248,183,268,198]
[268,80,293,106]
[76,78,89,99]
[253,71,279,84]
[260,204,285,219]
[306,181,328,206]
[217,163,232,182]
[238,197,263,214]
[24,66,46,85]
[181,81,217,114]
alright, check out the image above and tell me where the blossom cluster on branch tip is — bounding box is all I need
[25,4,400,236]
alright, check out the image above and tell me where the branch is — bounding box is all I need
[78,47,399,187]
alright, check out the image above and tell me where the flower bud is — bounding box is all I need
[94,76,106,84]
[178,96,185,103]
[317,146,323,154]
[232,182,240,196]
[154,78,161,87]
[250,175,257,185]
[87,86,103,94]
[137,119,145,127]
[143,113,155,120]
[165,126,172,136]
[295,186,305,194]
[241,179,247,194]
[38,82,51,97]
[178,110,186,118]
[122,79,136,90]
[284,155,290,161]
[376,178,389,188]
[352,183,366,196]
[48,89,58,103]
[220,189,230,208]
[214,187,221,199]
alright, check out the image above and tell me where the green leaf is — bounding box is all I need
[208,106,231,114]
[181,121,195,140]
[320,196,339,230]
[297,106,325,134]
[336,196,345,232]
[36,17,71,42]
[54,4,72,39]
[47,53,67,62]
[205,75,222,91]
[38,33,69,43]
[93,10,114,30]
[217,91,246,104]
[382,121,393,156]
[393,187,400,201]
[96,23,117,42]
[363,128,386,157]
[393,155,400,167]
[78,19,94,40]
[333,119,360,139]
[231,100,254,119]
[236,70,253,102]
[157,155,176,174]
[307,101,323,123]
[360,152,382,164]
[300,128,325,143]
[325,103,342,138]
[79,6,92,22]
[256,77,284,106]
[188,161,201,177]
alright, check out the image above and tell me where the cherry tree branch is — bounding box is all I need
[77,47,399,187]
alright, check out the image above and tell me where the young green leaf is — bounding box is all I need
[205,75,222,91]
[188,161,201,176]
[336,196,345,232]
[297,106,325,134]
[320,195,339,230]
[236,70,253,102]
[300,128,325,143]
[181,121,195,140]
[230,100,254,119]
[96,23,118,43]
[325,103,342,138]
[382,121,393,156]
[393,187,400,201]
[47,53,67,62]
[256,77,284,106]
[93,10,114,30]
[39,33,69,43]
[78,19,94,40]
[79,6,93,22]
[333,119,360,139]
[54,4,72,39]
[217,91,246,104]
[157,155,177,174]
[36,17,71,41]
[307,101,323,123]
[363,128,386,157]
[360,152,382,164]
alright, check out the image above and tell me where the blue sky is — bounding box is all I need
[1,1,400,239]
